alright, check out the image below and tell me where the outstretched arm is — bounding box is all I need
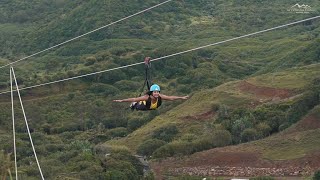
[113,95,149,102]
[160,94,189,101]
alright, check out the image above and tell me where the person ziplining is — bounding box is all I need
[113,57,189,111]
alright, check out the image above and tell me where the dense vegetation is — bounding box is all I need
[0,0,319,179]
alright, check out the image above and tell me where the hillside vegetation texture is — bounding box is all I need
[0,0,320,179]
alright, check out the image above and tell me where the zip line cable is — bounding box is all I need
[0,0,173,69]
[0,15,319,96]
[11,67,45,180]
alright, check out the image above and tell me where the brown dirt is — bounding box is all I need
[150,148,320,179]
[151,110,320,179]
[181,110,216,121]
[285,114,320,134]
[238,81,294,99]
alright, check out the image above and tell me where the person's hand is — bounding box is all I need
[113,100,123,102]
[181,95,189,100]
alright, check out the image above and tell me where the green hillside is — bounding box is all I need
[106,64,320,152]
[0,0,320,179]
[149,105,320,179]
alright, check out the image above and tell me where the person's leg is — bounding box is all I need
[132,101,148,111]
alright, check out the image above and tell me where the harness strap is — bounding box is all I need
[139,57,152,96]
[144,57,152,89]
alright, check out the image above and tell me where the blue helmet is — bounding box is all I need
[150,84,160,92]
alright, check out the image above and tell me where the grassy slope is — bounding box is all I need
[248,63,320,89]
[200,104,320,161]
[106,63,320,152]
[259,105,320,160]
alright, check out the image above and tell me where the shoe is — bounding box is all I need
[130,102,137,110]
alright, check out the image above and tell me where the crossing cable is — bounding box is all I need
[0,15,319,96]
[0,0,174,69]
[11,67,45,180]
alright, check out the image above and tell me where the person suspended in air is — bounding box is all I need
[113,84,189,111]
[113,57,189,110]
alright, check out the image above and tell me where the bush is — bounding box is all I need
[256,123,271,138]
[231,116,253,142]
[137,139,166,156]
[0,82,7,89]
[105,169,127,180]
[84,56,97,66]
[212,130,232,147]
[99,70,126,84]
[127,117,147,132]
[114,80,141,91]
[241,128,258,142]
[313,170,320,180]
[152,130,232,158]
[107,127,128,138]
[103,159,140,180]
[152,124,179,142]
[88,83,119,96]
[278,122,290,131]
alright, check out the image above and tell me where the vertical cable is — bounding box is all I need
[10,67,18,180]
[11,67,45,180]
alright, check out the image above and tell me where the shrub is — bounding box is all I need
[231,116,253,142]
[114,80,141,91]
[0,82,7,89]
[180,133,197,142]
[127,117,147,132]
[256,123,271,138]
[278,122,290,131]
[152,143,175,158]
[103,159,140,180]
[153,130,232,158]
[137,139,166,156]
[241,128,258,142]
[88,83,119,96]
[152,124,179,142]
[212,130,232,146]
[84,56,96,66]
[313,170,320,180]
[99,70,126,84]
[107,127,128,138]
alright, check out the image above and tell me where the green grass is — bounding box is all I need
[248,63,320,89]
[260,129,320,160]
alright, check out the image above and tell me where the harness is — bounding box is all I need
[132,57,162,111]
[139,57,152,96]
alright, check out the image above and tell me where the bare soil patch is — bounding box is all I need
[181,110,216,121]
[238,81,294,99]
[285,114,320,134]
[150,149,320,179]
